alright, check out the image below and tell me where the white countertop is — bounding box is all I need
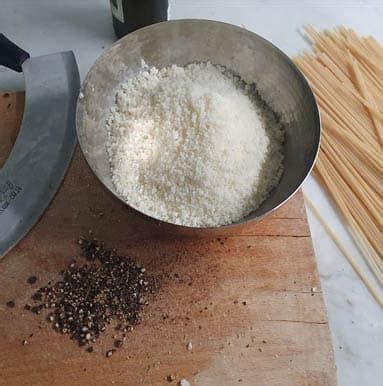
[1,1,382,385]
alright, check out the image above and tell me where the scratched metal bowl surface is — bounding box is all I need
[76,19,320,229]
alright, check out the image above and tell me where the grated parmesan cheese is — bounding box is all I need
[106,62,284,227]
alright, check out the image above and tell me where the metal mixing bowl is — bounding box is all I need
[76,19,320,229]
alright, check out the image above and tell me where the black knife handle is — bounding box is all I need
[0,34,30,72]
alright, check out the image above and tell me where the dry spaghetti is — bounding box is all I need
[294,26,383,296]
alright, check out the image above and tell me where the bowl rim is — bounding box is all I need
[76,18,321,230]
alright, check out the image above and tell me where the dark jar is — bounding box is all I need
[110,0,169,38]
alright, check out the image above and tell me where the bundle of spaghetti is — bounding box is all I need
[294,26,383,290]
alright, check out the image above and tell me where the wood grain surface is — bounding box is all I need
[0,92,337,386]
[0,91,24,167]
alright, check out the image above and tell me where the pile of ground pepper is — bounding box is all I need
[28,238,157,356]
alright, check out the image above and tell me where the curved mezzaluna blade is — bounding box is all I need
[0,52,80,258]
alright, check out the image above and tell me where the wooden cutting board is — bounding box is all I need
[0,92,337,386]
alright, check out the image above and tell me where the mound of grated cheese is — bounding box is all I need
[106,62,283,227]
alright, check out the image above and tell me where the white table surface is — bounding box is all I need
[1,1,382,385]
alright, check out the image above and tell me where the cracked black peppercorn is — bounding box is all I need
[28,238,157,355]
[6,300,15,308]
[27,276,38,285]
